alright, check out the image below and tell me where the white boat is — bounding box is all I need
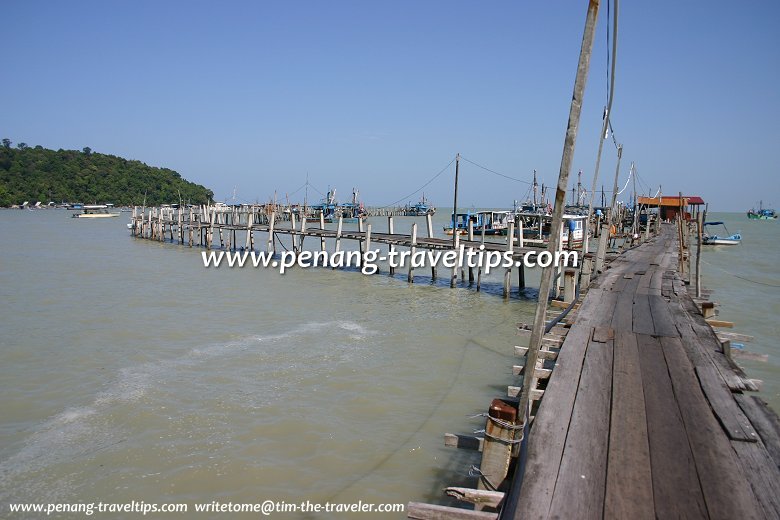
[70,205,120,218]
[702,221,741,245]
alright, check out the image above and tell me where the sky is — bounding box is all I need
[2,0,779,211]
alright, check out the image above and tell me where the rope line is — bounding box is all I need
[460,156,533,185]
[702,260,780,287]
[375,157,456,209]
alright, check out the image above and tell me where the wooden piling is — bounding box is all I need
[468,220,475,283]
[408,222,417,283]
[319,212,326,252]
[451,231,459,288]
[388,216,395,276]
[504,222,515,298]
[267,211,276,254]
[427,213,437,280]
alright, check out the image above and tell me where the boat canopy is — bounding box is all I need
[704,221,725,226]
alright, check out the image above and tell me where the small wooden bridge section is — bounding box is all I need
[508,225,779,519]
[409,225,780,519]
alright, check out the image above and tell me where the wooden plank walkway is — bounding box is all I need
[511,225,780,519]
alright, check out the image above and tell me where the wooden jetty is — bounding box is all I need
[408,222,780,519]
[128,205,592,297]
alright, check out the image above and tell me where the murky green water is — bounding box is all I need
[696,212,780,407]
[0,209,775,518]
[0,210,539,518]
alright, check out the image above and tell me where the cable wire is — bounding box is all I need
[460,156,533,184]
[375,156,456,209]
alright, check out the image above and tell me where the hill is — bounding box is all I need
[0,140,214,206]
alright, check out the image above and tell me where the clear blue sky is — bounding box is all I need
[3,0,778,211]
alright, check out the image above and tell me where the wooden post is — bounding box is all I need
[267,211,276,254]
[427,213,437,280]
[594,223,609,273]
[208,206,216,250]
[450,231,459,288]
[290,212,298,254]
[503,222,514,298]
[408,222,417,283]
[696,208,704,298]
[452,153,460,250]
[245,211,253,249]
[300,216,308,251]
[517,219,525,287]
[476,399,517,496]
[334,216,343,266]
[563,268,576,303]
[476,224,485,291]
[517,218,524,248]
[388,216,395,276]
[319,212,326,252]
[519,0,601,427]
[357,215,364,254]
[218,211,225,249]
[365,223,372,266]
[468,219,475,283]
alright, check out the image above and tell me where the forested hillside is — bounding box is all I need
[0,139,213,206]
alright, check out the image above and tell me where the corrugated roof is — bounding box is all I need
[637,195,705,207]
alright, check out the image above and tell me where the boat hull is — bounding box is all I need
[72,213,120,218]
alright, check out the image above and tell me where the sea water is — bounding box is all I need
[0,210,538,517]
[0,209,776,517]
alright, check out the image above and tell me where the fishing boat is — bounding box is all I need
[403,195,436,216]
[747,201,777,220]
[444,211,477,235]
[702,222,741,245]
[70,204,120,218]
[473,211,513,235]
[513,212,588,248]
[311,188,366,223]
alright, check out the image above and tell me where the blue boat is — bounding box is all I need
[403,195,436,216]
[702,222,741,245]
[311,188,366,223]
[747,201,777,220]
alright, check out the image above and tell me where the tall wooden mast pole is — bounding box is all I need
[452,153,460,247]
[519,0,601,423]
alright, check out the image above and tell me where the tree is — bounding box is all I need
[17,142,28,150]
[82,147,92,155]
[2,138,10,149]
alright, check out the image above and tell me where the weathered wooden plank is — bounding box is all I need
[444,488,505,509]
[635,333,708,518]
[444,433,484,452]
[546,335,613,519]
[660,336,762,519]
[716,331,754,343]
[730,440,780,519]
[632,293,655,336]
[592,326,614,343]
[604,330,654,520]
[695,364,758,442]
[407,502,498,520]
[513,346,559,360]
[514,323,600,518]
[647,294,678,337]
[670,298,757,392]
[648,267,664,295]
[611,274,641,332]
[506,386,543,400]
[734,394,780,469]
[705,318,734,328]
[511,365,552,379]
